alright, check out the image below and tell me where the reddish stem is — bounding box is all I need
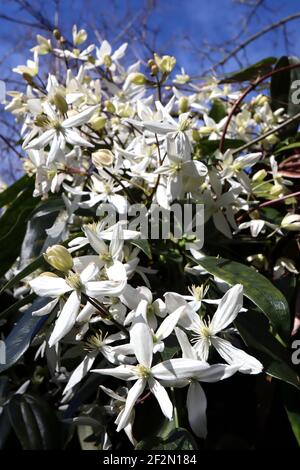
[219,63,300,153]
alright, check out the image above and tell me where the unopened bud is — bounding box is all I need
[92,149,114,167]
[179,96,189,113]
[128,72,147,85]
[53,92,68,114]
[252,169,267,182]
[90,115,106,131]
[150,64,159,76]
[44,245,73,272]
[281,214,300,231]
[104,100,116,114]
[53,29,62,40]
[154,53,176,74]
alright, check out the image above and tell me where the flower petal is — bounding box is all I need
[116,379,146,431]
[148,376,173,420]
[48,291,81,346]
[92,364,137,380]
[130,310,153,368]
[210,284,243,334]
[187,381,207,438]
[211,337,263,374]
[63,352,97,394]
[32,298,59,316]
[30,275,72,297]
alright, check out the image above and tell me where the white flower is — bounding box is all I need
[92,315,212,431]
[63,331,133,394]
[96,40,127,70]
[24,103,98,164]
[182,284,263,374]
[175,327,238,438]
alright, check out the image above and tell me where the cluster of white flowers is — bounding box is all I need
[4,26,300,445]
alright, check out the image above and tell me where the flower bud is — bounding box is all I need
[53,92,68,114]
[154,53,176,74]
[104,100,116,113]
[44,245,73,272]
[150,64,159,76]
[281,214,300,231]
[53,29,62,40]
[90,115,106,131]
[92,149,114,167]
[252,169,267,182]
[128,72,147,85]
[72,26,87,46]
[179,96,189,113]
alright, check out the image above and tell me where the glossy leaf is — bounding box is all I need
[0,175,33,208]
[270,56,300,137]
[221,57,277,83]
[235,309,300,390]
[8,393,60,449]
[191,255,290,341]
[136,427,198,450]
[0,297,51,373]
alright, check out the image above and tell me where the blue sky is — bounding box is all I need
[1,0,300,182]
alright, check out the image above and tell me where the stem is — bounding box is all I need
[232,111,300,155]
[219,62,300,153]
[237,190,300,223]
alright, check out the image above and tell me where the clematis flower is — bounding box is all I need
[29,259,127,347]
[24,103,98,164]
[92,315,216,431]
[63,331,134,394]
[181,284,263,374]
[175,327,238,438]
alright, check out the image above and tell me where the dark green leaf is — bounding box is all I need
[221,57,277,83]
[0,175,33,208]
[198,139,245,156]
[8,393,60,449]
[0,297,51,373]
[0,184,39,276]
[270,56,300,137]
[191,256,290,341]
[136,427,198,450]
[282,383,300,445]
[235,310,300,390]
[0,293,36,320]
[209,100,227,122]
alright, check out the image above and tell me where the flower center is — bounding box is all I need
[136,364,151,379]
[66,272,83,291]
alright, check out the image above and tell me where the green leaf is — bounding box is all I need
[270,56,300,137]
[235,310,300,390]
[190,256,290,341]
[136,427,198,450]
[0,232,80,295]
[0,293,36,320]
[8,393,60,449]
[198,139,245,156]
[209,100,227,123]
[220,57,277,83]
[129,239,152,259]
[275,141,300,154]
[0,297,51,373]
[19,197,65,267]
[0,175,33,208]
[0,184,39,276]
[282,383,300,445]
